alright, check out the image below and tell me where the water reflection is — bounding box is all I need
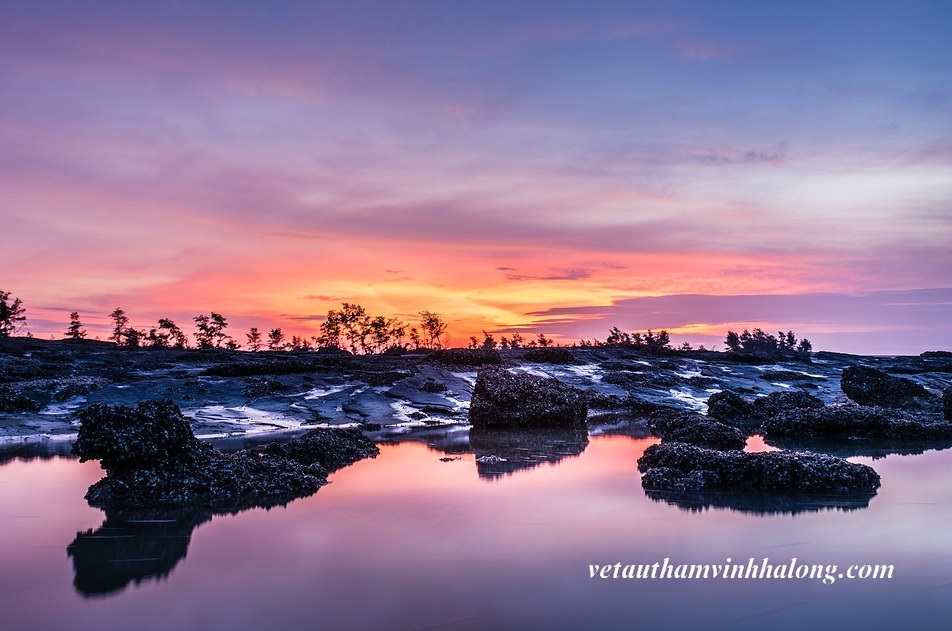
[763,436,952,460]
[67,507,210,597]
[643,488,876,516]
[468,426,589,479]
[0,441,75,466]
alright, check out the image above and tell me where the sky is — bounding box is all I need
[2,0,950,354]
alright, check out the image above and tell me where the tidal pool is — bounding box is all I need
[1,434,950,630]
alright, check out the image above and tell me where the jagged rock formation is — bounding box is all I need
[72,399,378,509]
[468,367,588,429]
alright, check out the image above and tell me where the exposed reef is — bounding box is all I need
[637,443,881,495]
[763,406,952,442]
[649,410,746,450]
[72,399,378,509]
[840,365,933,408]
[468,366,588,429]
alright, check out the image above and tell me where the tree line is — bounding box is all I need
[0,288,814,356]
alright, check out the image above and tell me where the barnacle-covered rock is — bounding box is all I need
[468,367,587,429]
[637,443,880,495]
[73,399,378,509]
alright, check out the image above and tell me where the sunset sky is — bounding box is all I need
[3,1,950,354]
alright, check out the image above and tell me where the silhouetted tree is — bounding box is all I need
[109,308,129,345]
[157,318,188,348]
[193,312,230,349]
[0,290,26,337]
[66,312,87,339]
[724,328,812,356]
[419,311,447,349]
[267,328,286,351]
[290,335,312,351]
[480,330,497,350]
[246,327,262,352]
[536,333,553,348]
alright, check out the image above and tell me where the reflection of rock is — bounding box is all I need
[73,399,378,509]
[763,406,952,442]
[0,442,75,466]
[649,411,745,450]
[840,366,933,408]
[762,435,952,460]
[67,507,210,598]
[469,367,587,429]
[469,426,589,479]
[642,488,874,516]
[637,443,880,495]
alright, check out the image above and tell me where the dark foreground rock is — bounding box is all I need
[944,387,952,420]
[469,367,588,429]
[649,411,745,450]
[72,399,378,509]
[840,365,932,407]
[763,405,952,442]
[637,443,880,495]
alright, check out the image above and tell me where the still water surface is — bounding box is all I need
[1,435,950,630]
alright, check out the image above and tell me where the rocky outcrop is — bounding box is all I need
[840,366,931,407]
[763,405,952,442]
[468,367,588,429]
[944,387,952,421]
[637,443,880,495]
[650,411,745,450]
[706,390,824,431]
[705,391,754,429]
[72,399,378,509]
[428,348,502,366]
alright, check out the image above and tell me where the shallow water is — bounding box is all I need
[1,436,951,630]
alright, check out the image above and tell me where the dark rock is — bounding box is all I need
[468,367,588,429]
[650,411,746,450]
[242,377,290,399]
[750,390,825,421]
[706,391,753,427]
[0,385,42,413]
[523,348,574,364]
[637,443,880,495]
[840,365,931,407]
[428,348,502,366]
[72,399,378,509]
[260,426,379,471]
[943,388,952,421]
[763,405,952,442]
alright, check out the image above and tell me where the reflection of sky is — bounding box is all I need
[3,1,951,354]
[1,438,952,629]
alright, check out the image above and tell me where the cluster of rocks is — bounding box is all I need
[73,399,378,509]
[635,365,952,501]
